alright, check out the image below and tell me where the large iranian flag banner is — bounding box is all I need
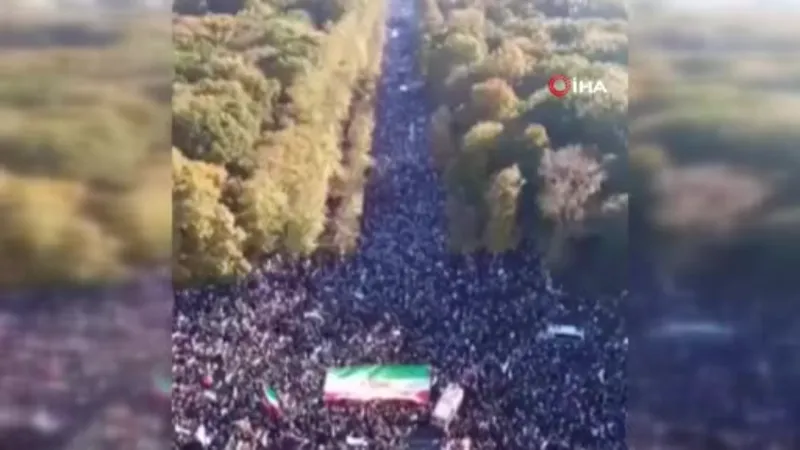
[323,365,431,405]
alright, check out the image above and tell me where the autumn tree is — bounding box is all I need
[537,145,624,263]
[468,77,519,122]
[654,165,770,239]
[172,148,249,284]
[425,31,487,93]
[478,40,530,82]
[457,121,504,189]
[447,8,486,39]
[483,164,524,252]
[172,80,261,173]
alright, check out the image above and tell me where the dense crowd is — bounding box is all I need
[172,9,625,449]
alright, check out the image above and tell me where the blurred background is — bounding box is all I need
[628,0,800,448]
[0,1,172,449]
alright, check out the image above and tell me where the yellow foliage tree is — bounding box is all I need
[460,120,504,180]
[483,164,524,253]
[172,148,249,284]
[237,166,290,256]
[469,77,519,122]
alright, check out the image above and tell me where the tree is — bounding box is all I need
[537,145,610,262]
[478,40,529,81]
[460,121,504,183]
[491,122,548,185]
[524,123,549,148]
[426,32,487,89]
[483,164,524,252]
[172,148,249,284]
[447,8,486,39]
[172,80,260,172]
[178,53,280,107]
[237,167,290,256]
[0,109,147,188]
[256,128,334,256]
[469,78,519,122]
[653,165,770,238]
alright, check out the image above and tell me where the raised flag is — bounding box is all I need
[263,386,281,412]
[323,364,431,405]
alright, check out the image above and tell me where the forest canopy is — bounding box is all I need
[171,0,387,284]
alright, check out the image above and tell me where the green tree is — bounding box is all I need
[172,80,260,172]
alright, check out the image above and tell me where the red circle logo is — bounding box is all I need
[548,74,571,98]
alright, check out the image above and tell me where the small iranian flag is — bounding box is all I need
[323,364,431,405]
[262,386,281,413]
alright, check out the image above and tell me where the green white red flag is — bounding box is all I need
[323,364,431,405]
[263,386,281,412]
